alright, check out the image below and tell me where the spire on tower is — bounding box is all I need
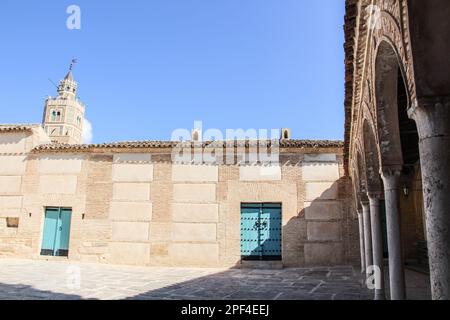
[64,58,77,80]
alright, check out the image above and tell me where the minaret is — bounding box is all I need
[42,60,85,144]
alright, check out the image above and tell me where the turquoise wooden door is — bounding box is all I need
[41,208,72,257]
[241,204,282,261]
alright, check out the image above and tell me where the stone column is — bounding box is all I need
[368,192,385,300]
[358,210,366,274]
[409,99,450,300]
[381,166,406,300]
[361,201,373,279]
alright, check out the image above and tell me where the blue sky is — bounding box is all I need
[0,0,345,143]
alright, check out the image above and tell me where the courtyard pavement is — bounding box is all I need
[0,258,428,300]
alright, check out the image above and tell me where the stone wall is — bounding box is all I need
[0,136,358,268]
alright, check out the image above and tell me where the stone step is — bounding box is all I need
[239,260,283,270]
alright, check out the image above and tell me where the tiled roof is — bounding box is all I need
[0,124,41,133]
[343,0,359,174]
[32,139,344,152]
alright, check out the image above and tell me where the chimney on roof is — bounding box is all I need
[281,128,291,140]
[192,129,202,142]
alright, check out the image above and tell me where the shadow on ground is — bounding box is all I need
[0,283,89,300]
[125,266,371,301]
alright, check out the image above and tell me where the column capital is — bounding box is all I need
[360,200,370,209]
[380,165,402,191]
[359,192,369,205]
[380,165,402,178]
[408,96,450,140]
[367,191,383,200]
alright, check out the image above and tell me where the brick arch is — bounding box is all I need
[373,39,408,168]
[372,1,417,105]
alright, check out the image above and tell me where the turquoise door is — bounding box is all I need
[41,208,72,257]
[241,203,282,261]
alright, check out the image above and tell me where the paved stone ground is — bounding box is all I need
[0,259,428,300]
[0,259,370,300]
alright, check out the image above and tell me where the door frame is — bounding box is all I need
[40,207,73,257]
[240,202,282,261]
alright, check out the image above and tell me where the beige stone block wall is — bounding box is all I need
[39,175,78,194]
[305,182,339,201]
[172,164,218,182]
[304,153,337,162]
[304,243,344,265]
[307,221,341,241]
[172,223,217,242]
[38,155,83,174]
[239,165,282,181]
[169,243,219,266]
[0,156,27,175]
[113,153,152,163]
[302,163,340,181]
[305,201,342,220]
[110,202,152,221]
[113,183,151,201]
[109,242,151,265]
[0,196,23,209]
[301,154,350,266]
[112,164,154,182]
[173,184,216,202]
[0,142,357,268]
[172,203,218,223]
[112,222,150,241]
[0,176,22,194]
[0,133,27,153]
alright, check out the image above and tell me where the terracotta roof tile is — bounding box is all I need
[0,124,41,133]
[32,139,343,153]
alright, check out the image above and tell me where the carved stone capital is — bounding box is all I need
[380,165,402,177]
[408,96,450,140]
[367,191,383,201]
[380,165,402,191]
